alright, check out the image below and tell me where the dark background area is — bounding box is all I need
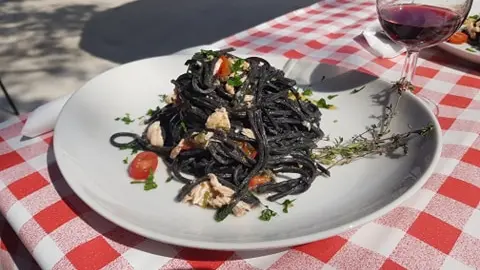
[1,0,320,121]
[79,0,320,63]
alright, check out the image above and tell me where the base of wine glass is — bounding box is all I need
[396,78,439,117]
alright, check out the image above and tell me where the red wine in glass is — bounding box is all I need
[376,0,471,110]
[378,4,463,50]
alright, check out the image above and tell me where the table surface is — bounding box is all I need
[2,0,480,269]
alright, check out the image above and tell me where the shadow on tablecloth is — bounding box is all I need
[0,213,41,270]
[78,0,321,64]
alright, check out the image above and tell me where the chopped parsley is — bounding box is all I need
[144,170,158,191]
[231,59,245,73]
[115,113,135,125]
[227,76,243,87]
[159,94,168,103]
[202,191,211,208]
[333,119,338,123]
[122,157,128,164]
[316,98,334,109]
[350,85,365,94]
[146,108,154,116]
[259,207,277,221]
[302,89,313,96]
[327,94,338,100]
[193,49,220,61]
[166,176,174,183]
[200,49,219,57]
[130,170,157,190]
[466,47,477,53]
[180,121,187,132]
[119,145,141,155]
[281,199,295,213]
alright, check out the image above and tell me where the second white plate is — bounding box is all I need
[437,1,480,64]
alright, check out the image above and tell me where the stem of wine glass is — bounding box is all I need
[399,50,419,90]
[400,49,439,115]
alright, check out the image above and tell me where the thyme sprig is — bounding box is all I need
[312,80,434,169]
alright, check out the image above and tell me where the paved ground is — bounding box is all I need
[0,0,319,122]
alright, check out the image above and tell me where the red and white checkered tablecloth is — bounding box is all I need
[2,0,480,269]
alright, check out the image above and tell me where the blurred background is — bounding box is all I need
[0,0,319,121]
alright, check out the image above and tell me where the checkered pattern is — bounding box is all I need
[2,0,480,269]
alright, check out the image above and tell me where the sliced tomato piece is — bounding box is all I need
[248,174,272,190]
[181,140,194,151]
[237,141,257,159]
[128,151,159,180]
[447,32,468,44]
[217,56,231,78]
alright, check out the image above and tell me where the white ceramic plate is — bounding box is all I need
[53,52,442,250]
[437,1,480,64]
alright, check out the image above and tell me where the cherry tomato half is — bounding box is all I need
[447,32,468,44]
[217,56,231,78]
[238,141,257,159]
[181,140,194,151]
[128,151,159,180]
[248,174,272,190]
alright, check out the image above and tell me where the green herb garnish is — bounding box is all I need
[327,94,338,100]
[116,113,134,125]
[231,59,245,73]
[193,49,220,61]
[166,176,173,183]
[130,170,158,191]
[146,108,154,116]
[316,98,334,109]
[350,85,365,94]
[227,76,243,87]
[302,89,313,96]
[120,144,141,155]
[122,157,128,164]
[281,199,295,213]
[215,203,235,222]
[202,191,211,208]
[259,207,277,221]
[200,49,219,57]
[159,94,168,103]
[180,121,187,132]
[144,170,158,191]
[333,120,338,123]
[466,47,477,53]
[311,80,434,170]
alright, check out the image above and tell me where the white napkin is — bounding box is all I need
[21,92,73,138]
[362,21,406,58]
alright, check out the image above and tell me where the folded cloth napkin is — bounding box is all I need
[20,45,217,138]
[21,93,73,138]
[362,21,406,58]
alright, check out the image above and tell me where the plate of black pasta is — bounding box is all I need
[53,48,442,250]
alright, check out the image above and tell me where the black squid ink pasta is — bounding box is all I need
[110,48,330,221]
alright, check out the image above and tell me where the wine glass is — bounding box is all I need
[376,0,473,94]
